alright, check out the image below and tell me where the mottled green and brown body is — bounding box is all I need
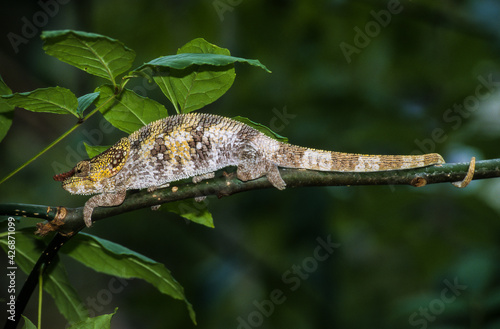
[54,113,445,227]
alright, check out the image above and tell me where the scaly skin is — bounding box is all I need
[54,113,445,227]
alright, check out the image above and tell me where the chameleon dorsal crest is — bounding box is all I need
[55,113,445,227]
[88,137,130,180]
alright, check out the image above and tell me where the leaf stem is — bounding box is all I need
[38,264,44,329]
[164,79,180,114]
[0,95,116,185]
[0,123,80,185]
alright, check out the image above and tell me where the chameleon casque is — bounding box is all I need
[54,113,445,227]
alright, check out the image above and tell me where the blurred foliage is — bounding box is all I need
[1,0,500,328]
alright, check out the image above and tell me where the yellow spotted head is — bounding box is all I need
[54,137,130,195]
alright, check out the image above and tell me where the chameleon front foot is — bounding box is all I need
[83,189,127,227]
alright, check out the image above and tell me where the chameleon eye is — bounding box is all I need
[74,161,90,177]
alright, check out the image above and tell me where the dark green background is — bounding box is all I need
[1,1,500,328]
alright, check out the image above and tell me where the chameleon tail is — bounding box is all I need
[270,142,444,172]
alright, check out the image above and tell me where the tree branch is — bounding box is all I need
[1,158,496,329]
[2,158,496,236]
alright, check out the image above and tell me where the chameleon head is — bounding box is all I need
[53,160,101,195]
[53,137,131,195]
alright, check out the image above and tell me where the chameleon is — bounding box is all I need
[54,113,445,227]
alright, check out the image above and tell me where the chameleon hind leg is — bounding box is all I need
[236,146,286,190]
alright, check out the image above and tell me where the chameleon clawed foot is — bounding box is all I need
[83,189,127,227]
[148,184,171,210]
[192,172,215,184]
[191,173,215,202]
[147,183,170,192]
[452,157,476,188]
[192,173,214,202]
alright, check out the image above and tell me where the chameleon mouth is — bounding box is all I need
[53,168,75,182]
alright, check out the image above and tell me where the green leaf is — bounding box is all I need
[0,229,88,323]
[21,315,37,329]
[77,92,100,117]
[0,74,12,95]
[0,110,14,143]
[95,85,168,134]
[153,63,233,114]
[0,75,14,142]
[135,38,270,114]
[84,142,111,159]
[155,38,235,114]
[162,199,214,228]
[68,308,117,329]
[62,233,196,324]
[233,116,289,143]
[2,87,79,117]
[41,30,136,83]
[135,52,271,72]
